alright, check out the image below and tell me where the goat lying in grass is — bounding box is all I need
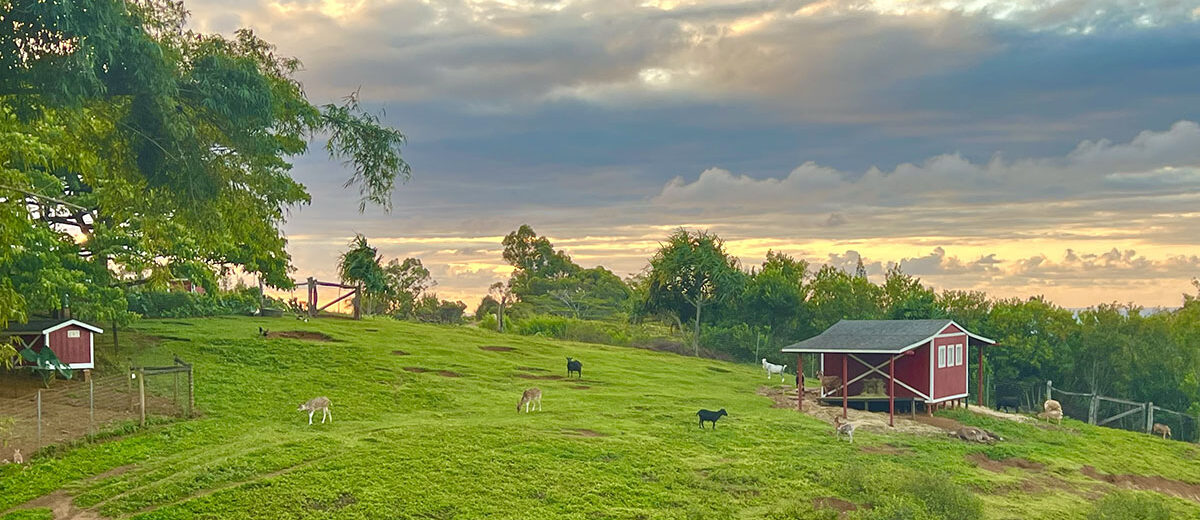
[566,357,582,379]
[833,416,857,443]
[697,409,727,429]
[950,426,1002,443]
[1153,423,1172,440]
[298,396,332,425]
[518,387,542,413]
[1038,399,1063,425]
[761,358,787,382]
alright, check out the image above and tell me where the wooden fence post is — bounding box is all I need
[89,377,95,435]
[1045,380,1053,402]
[36,389,42,450]
[1145,402,1154,433]
[138,368,146,427]
[187,363,195,418]
[1088,394,1098,425]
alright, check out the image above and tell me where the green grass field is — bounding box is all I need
[2,317,1199,519]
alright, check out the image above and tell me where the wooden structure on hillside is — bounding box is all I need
[303,277,361,319]
[782,319,997,426]
[2,319,104,372]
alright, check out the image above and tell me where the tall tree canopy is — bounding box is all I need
[0,0,410,323]
[643,229,743,354]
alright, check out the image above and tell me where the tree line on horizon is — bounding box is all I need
[460,225,1200,416]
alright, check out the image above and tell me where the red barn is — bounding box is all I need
[3,319,104,370]
[781,319,995,424]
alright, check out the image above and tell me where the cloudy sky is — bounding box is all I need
[187,0,1200,309]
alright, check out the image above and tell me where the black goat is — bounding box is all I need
[258,327,269,337]
[566,357,582,379]
[996,395,1021,413]
[697,409,728,429]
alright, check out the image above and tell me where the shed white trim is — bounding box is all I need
[42,319,104,334]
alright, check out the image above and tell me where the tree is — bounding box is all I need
[808,265,883,331]
[643,229,743,355]
[502,224,577,291]
[337,235,387,313]
[0,0,411,323]
[489,282,513,332]
[880,265,940,320]
[382,257,434,317]
[740,251,811,341]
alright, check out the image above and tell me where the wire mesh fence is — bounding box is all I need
[0,358,193,459]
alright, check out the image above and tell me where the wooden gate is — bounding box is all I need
[304,277,361,319]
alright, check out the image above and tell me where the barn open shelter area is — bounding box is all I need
[2,317,1199,519]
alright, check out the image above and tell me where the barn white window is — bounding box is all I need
[956,344,963,366]
[67,330,81,339]
[938,345,946,368]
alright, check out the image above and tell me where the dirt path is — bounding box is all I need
[757,386,947,436]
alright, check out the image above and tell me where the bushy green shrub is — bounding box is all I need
[515,315,569,337]
[901,476,983,520]
[830,464,983,520]
[1087,491,1171,520]
[126,289,262,318]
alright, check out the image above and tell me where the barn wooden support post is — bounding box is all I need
[796,353,804,412]
[888,355,895,427]
[841,354,848,419]
[138,368,146,427]
[36,389,42,449]
[1088,394,1099,425]
[977,344,984,406]
[1146,402,1154,433]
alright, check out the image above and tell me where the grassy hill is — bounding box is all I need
[2,316,1199,519]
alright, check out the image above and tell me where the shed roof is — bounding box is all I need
[780,319,993,354]
[1,319,104,335]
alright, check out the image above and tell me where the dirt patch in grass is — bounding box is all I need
[813,496,859,516]
[402,367,429,373]
[570,385,591,390]
[515,374,563,380]
[267,330,335,342]
[1081,465,1200,503]
[860,444,911,455]
[436,371,462,378]
[364,328,379,332]
[480,346,516,352]
[391,350,409,356]
[4,490,104,520]
[307,492,358,511]
[706,366,731,373]
[564,428,606,437]
[967,453,1045,473]
[148,335,192,342]
[760,387,947,436]
[516,366,548,372]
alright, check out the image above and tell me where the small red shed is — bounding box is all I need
[2,319,104,370]
[781,319,995,425]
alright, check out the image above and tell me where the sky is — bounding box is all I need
[186,0,1200,310]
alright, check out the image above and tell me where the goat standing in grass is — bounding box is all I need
[518,388,542,413]
[11,449,22,465]
[762,358,787,383]
[566,357,582,379]
[697,409,727,429]
[816,370,843,396]
[298,397,332,425]
[833,417,857,443]
[1039,399,1063,425]
[1153,423,1172,440]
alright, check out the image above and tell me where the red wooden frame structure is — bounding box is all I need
[783,319,996,427]
[303,277,362,319]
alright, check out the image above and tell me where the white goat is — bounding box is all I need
[1038,399,1063,425]
[833,416,857,443]
[298,396,332,425]
[762,358,787,383]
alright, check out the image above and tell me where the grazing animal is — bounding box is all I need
[566,357,582,379]
[833,416,857,443]
[697,408,728,429]
[951,426,1003,443]
[258,327,269,337]
[298,396,332,425]
[995,394,1021,413]
[12,449,22,465]
[762,358,787,382]
[1038,399,1063,425]
[1153,423,1172,440]
[518,387,542,413]
[816,371,843,396]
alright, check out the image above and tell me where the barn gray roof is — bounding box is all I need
[1,319,103,335]
[780,319,993,354]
